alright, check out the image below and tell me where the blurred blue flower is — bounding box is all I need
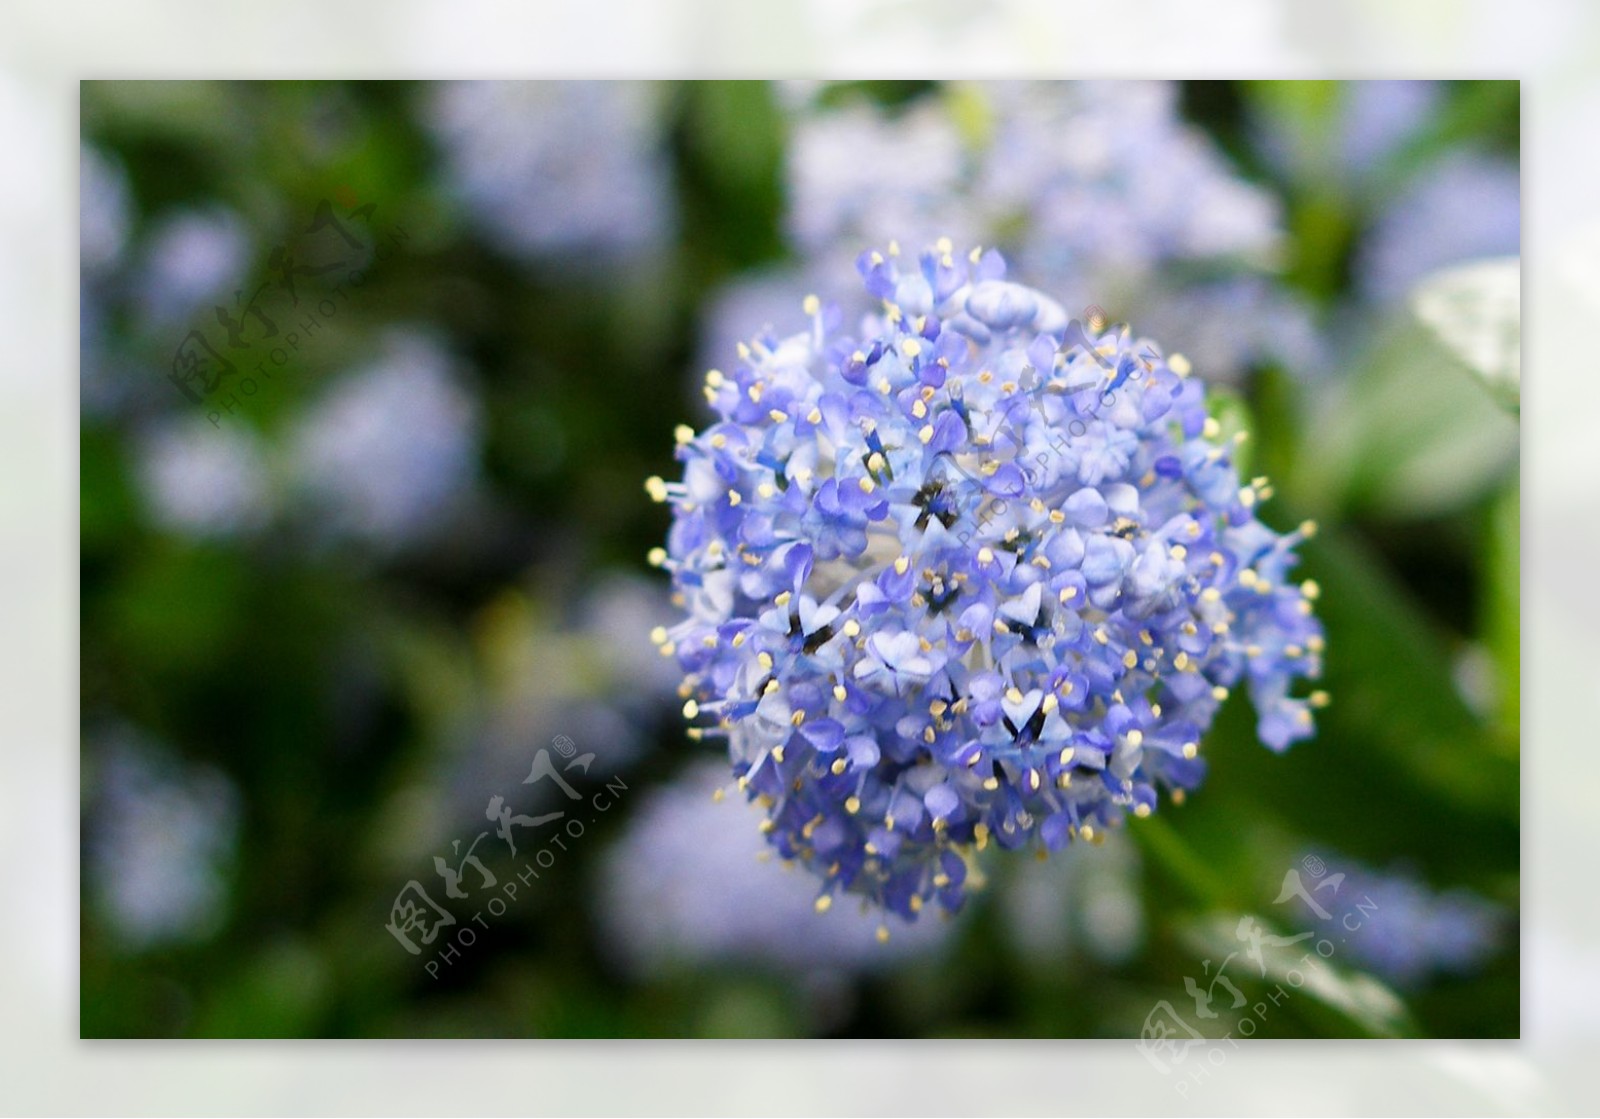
[1336,80,1443,175]
[80,144,133,419]
[1133,276,1327,382]
[80,143,131,277]
[787,96,974,263]
[85,727,240,948]
[426,80,674,264]
[135,415,276,539]
[977,81,1282,291]
[1313,856,1508,988]
[787,82,1282,294]
[598,762,953,977]
[286,330,480,551]
[1357,151,1520,304]
[1254,80,1444,193]
[134,206,253,330]
[652,244,1324,920]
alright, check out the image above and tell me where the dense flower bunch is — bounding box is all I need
[650,243,1324,921]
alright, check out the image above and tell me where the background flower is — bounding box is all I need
[83,726,240,948]
[284,329,481,552]
[426,80,674,265]
[1306,855,1508,988]
[598,761,954,977]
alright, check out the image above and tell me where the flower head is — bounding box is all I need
[652,244,1323,920]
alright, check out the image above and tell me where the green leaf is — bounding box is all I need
[191,941,328,1037]
[1304,529,1517,818]
[1134,814,1234,911]
[1411,258,1520,413]
[1293,315,1519,519]
[1486,481,1520,741]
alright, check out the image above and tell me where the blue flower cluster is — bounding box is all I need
[651,243,1324,920]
